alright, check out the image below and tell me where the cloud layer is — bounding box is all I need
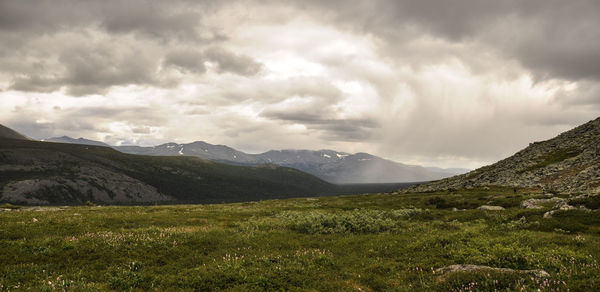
[1,0,598,168]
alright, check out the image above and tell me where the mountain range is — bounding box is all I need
[407,117,600,194]
[0,125,414,205]
[45,136,468,184]
[2,115,599,206]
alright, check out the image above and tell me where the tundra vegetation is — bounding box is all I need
[1,186,599,291]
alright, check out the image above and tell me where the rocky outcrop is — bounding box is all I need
[406,117,600,194]
[1,167,172,205]
[0,146,174,205]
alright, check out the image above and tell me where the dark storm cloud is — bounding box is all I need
[262,110,379,142]
[293,0,600,82]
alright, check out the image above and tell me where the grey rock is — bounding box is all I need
[478,205,505,211]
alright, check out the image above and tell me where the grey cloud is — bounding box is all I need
[100,3,202,41]
[219,77,342,105]
[5,104,167,141]
[132,126,152,134]
[164,47,263,76]
[204,47,263,76]
[10,75,62,93]
[0,0,225,42]
[69,106,167,126]
[553,82,600,108]
[262,110,379,142]
[164,49,207,73]
[9,42,159,95]
[0,0,252,94]
[59,44,158,95]
[293,0,600,82]
[7,43,264,94]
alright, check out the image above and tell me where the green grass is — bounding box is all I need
[1,187,599,291]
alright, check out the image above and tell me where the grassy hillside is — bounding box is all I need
[0,139,344,204]
[1,187,599,290]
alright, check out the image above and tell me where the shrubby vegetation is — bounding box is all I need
[279,208,425,234]
[0,186,599,290]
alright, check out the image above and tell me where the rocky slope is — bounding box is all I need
[407,117,600,194]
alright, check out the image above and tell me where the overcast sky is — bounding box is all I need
[1,0,599,169]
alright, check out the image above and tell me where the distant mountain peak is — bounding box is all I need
[38,131,468,184]
[117,141,466,183]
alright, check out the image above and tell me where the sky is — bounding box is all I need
[0,0,599,169]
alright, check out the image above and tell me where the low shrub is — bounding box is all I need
[279,208,426,234]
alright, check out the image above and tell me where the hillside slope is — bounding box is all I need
[0,124,31,140]
[44,136,111,147]
[0,139,346,205]
[408,117,600,194]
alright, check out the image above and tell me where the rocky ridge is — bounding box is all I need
[407,117,600,194]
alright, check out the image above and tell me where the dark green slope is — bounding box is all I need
[0,124,31,140]
[0,139,341,205]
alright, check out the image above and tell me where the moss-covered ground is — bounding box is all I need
[1,187,599,291]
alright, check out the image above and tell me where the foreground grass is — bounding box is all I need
[1,187,599,291]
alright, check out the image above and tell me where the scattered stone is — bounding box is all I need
[520,197,564,209]
[34,207,64,212]
[435,264,550,278]
[0,208,12,212]
[555,200,576,211]
[32,218,38,222]
[477,205,505,211]
[544,204,591,218]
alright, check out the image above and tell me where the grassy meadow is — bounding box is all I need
[1,187,599,291]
